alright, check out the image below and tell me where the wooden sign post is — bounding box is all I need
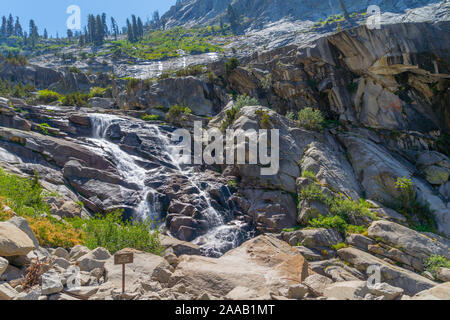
[114,252,134,294]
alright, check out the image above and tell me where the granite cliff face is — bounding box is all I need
[162,0,443,28]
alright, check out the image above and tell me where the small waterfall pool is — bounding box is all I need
[87,113,250,257]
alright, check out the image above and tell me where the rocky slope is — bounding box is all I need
[162,0,443,28]
[0,20,449,300]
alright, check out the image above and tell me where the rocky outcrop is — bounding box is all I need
[169,235,310,299]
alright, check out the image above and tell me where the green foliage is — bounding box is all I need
[166,105,191,122]
[0,169,84,248]
[38,123,51,135]
[90,86,108,98]
[68,66,82,74]
[286,111,297,121]
[37,90,61,103]
[331,242,349,251]
[234,95,259,109]
[309,215,348,234]
[302,170,317,181]
[347,82,358,93]
[255,109,271,129]
[300,184,375,235]
[126,77,141,92]
[175,65,205,77]
[227,180,238,189]
[105,26,226,61]
[424,255,450,278]
[220,95,260,131]
[394,177,437,233]
[60,92,90,107]
[69,210,164,255]
[329,197,376,222]
[0,79,35,98]
[395,177,414,210]
[0,51,28,66]
[225,57,239,76]
[298,107,324,131]
[142,114,160,121]
[299,184,328,203]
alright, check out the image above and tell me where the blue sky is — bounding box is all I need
[0,0,177,37]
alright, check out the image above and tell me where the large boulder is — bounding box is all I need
[337,247,437,296]
[0,222,36,256]
[411,282,450,300]
[169,235,310,298]
[7,216,40,248]
[368,221,450,262]
[323,280,369,300]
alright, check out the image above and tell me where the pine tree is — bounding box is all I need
[67,29,73,39]
[43,29,48,39]
[137,17,144,40]
[131,15,138,42]
[28,20,39,47]
[126,19,133,42]
[1,16,6,38]
[87,14,96,43]
[101,13,108,35]
[6,14,14,37]
[111,17,119,40]
[14,17,23,37]
[94,15,104,45]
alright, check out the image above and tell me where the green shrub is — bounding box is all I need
[90,86,108,98]
[142,114,160,121]
[166,105,191,122]
[286,111,297,121]
[0,51,28,66]
[38,123,51,135]
[300,184,328,203]
[302,170,317,180]
[329,197,376,222]
[331,242,348,251]
[309,215,348,234]
[68,66,82,74]
[37,90,62,103]
[225,57,239,76]
[424,255,450,278]
[0,169,84,248]
[298,107,324,131]
[227,180,238,189]
[60,92,90,107]
[175,65,205,77]
[69,210,164,255]
[219,95,260,131]
[394,177,437,233]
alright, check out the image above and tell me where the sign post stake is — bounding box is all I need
[114,252,134,295]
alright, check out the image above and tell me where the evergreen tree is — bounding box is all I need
[94,15,105,45]
[14,17,23,37]
[137,17,144,39]
[126,19,133,42]
[67,29,73,39]
[87,14,96,43]
[101,13,108,35]
[28,20,39,47]
[111,17,119,40]
[131,15,138,42]
[6,14,14,37]
[43,29,48,39]
[1,16,6,37]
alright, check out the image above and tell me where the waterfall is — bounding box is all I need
[88,113,249,257]
[88,114,159,223]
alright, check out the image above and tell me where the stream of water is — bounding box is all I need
[88,113,248,257]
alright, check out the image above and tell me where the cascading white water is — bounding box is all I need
[152,126,247,257]
[88,113,248,257]
[88,114,159,222]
